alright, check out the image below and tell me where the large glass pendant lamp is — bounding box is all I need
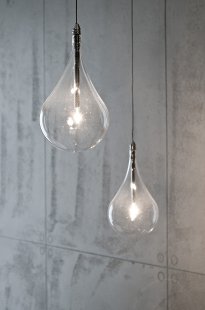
[108,0,159,235]
[40,0,109,152]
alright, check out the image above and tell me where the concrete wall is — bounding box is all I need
[0,0,205,309]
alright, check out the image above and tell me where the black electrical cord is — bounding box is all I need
[76,0,78,23]
[131,0,134,143]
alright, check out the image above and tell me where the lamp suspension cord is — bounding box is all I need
[76,0,78,23]
[131,0,134,143]
[73,0,80,107]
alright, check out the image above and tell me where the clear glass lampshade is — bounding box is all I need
[40,24,109,152]
[108,142,159,234]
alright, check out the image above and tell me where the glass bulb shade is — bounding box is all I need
[40,46,109,152]
[108,143,159,234]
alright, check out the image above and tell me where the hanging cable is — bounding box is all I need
[131,0,134,143]
[76,0,78,24]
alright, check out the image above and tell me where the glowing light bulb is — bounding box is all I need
[108,142,159,234]
[129,202,140,222]
[131,182,136,191]
[40,23,109,152]
[70,85,80,95]
[67,107,83,129]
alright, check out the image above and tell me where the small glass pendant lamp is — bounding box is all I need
[108,0,159,235]
[40,0,109,152]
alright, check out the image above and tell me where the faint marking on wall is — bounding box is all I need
[0,114,7,208]
[32,37,40,122]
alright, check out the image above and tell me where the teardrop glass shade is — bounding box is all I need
[40,49,109,152]
[108,143,159,234]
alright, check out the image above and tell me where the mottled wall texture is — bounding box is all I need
[0,0,205,309]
